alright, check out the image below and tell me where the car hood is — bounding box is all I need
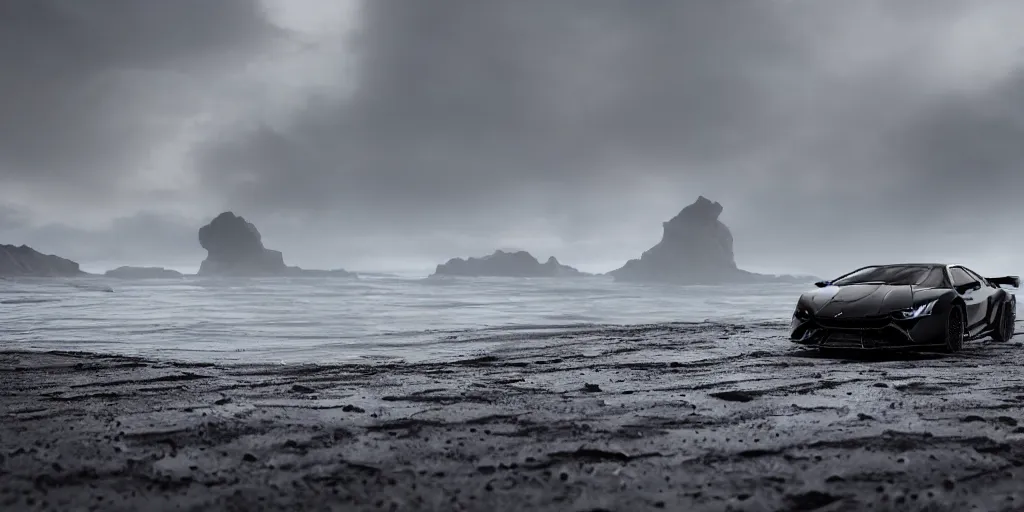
[800,284,917,318]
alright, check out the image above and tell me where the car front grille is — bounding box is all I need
[823,331,865,348]
[815,315,892,330]
[819,326,912,348]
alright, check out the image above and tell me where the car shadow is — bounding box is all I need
[789,348,949,362]
[788,342,1010,362]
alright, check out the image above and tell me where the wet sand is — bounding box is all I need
[2,321,1023,512]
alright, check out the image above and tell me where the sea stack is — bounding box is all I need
[196,212,353,278]
[0,244,86,277]
[609,196,772,284]
[431,250,587,278]
[197,212,288,276]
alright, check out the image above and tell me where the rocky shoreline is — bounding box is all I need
[2,321,1022,511]
[2,196,817,284]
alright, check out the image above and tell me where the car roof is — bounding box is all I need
[861,263,980,270]
[859,263,946,268]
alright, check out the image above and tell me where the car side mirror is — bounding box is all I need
[814,280,831,288]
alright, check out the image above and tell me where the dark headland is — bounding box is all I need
[197,212,352,278]
[431,250,589,278]
[0,244,86,277]
[610,196,810,284]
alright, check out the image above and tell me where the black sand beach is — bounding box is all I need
[2,321,1023,511]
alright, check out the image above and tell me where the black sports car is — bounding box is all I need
[790,263,1018,352]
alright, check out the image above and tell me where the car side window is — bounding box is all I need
[962,267,992,288]
[950,267,977,287]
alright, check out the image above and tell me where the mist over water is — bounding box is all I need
[0,276,826,364]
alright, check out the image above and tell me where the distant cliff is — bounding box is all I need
[0,244,86,277]
[609,196,799,284]
[197,212,353,278]
[432,250,588,278]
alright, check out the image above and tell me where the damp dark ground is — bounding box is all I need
[2,321,1024,512]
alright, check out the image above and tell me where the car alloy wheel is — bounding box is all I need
[946,307,964,353]
[993,303,1016,343]
[1003,304,1016,341]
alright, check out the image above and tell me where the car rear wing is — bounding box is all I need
[988,276,1021,288]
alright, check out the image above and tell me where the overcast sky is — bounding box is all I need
[2,0,1023,277]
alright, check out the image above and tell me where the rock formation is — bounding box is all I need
[198,212,287,276]
[197,212,352,277]
[105,266,183,279]
[609,196,790,284]
[0,244,86,277]
[431,250,587,278]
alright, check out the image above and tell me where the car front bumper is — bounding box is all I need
[789,312,947,349]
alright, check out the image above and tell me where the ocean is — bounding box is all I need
[2,276,1009,364]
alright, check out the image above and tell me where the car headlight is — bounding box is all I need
[793,307,813,320]
[897,299,938,319]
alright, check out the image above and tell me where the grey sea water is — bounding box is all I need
[1,275,987,364]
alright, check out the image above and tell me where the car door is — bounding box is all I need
[949,266,993,335]
[962,266,1002,328]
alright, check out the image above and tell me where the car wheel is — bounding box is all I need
[992,302,1016,343]
[944,306,965,353]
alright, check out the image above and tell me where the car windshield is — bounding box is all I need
[831,265,946,287]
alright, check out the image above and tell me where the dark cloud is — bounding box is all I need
[200,1,1024,255]
[5,0,1024,275]
[201,1,807,217]
[0,0,281,195]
